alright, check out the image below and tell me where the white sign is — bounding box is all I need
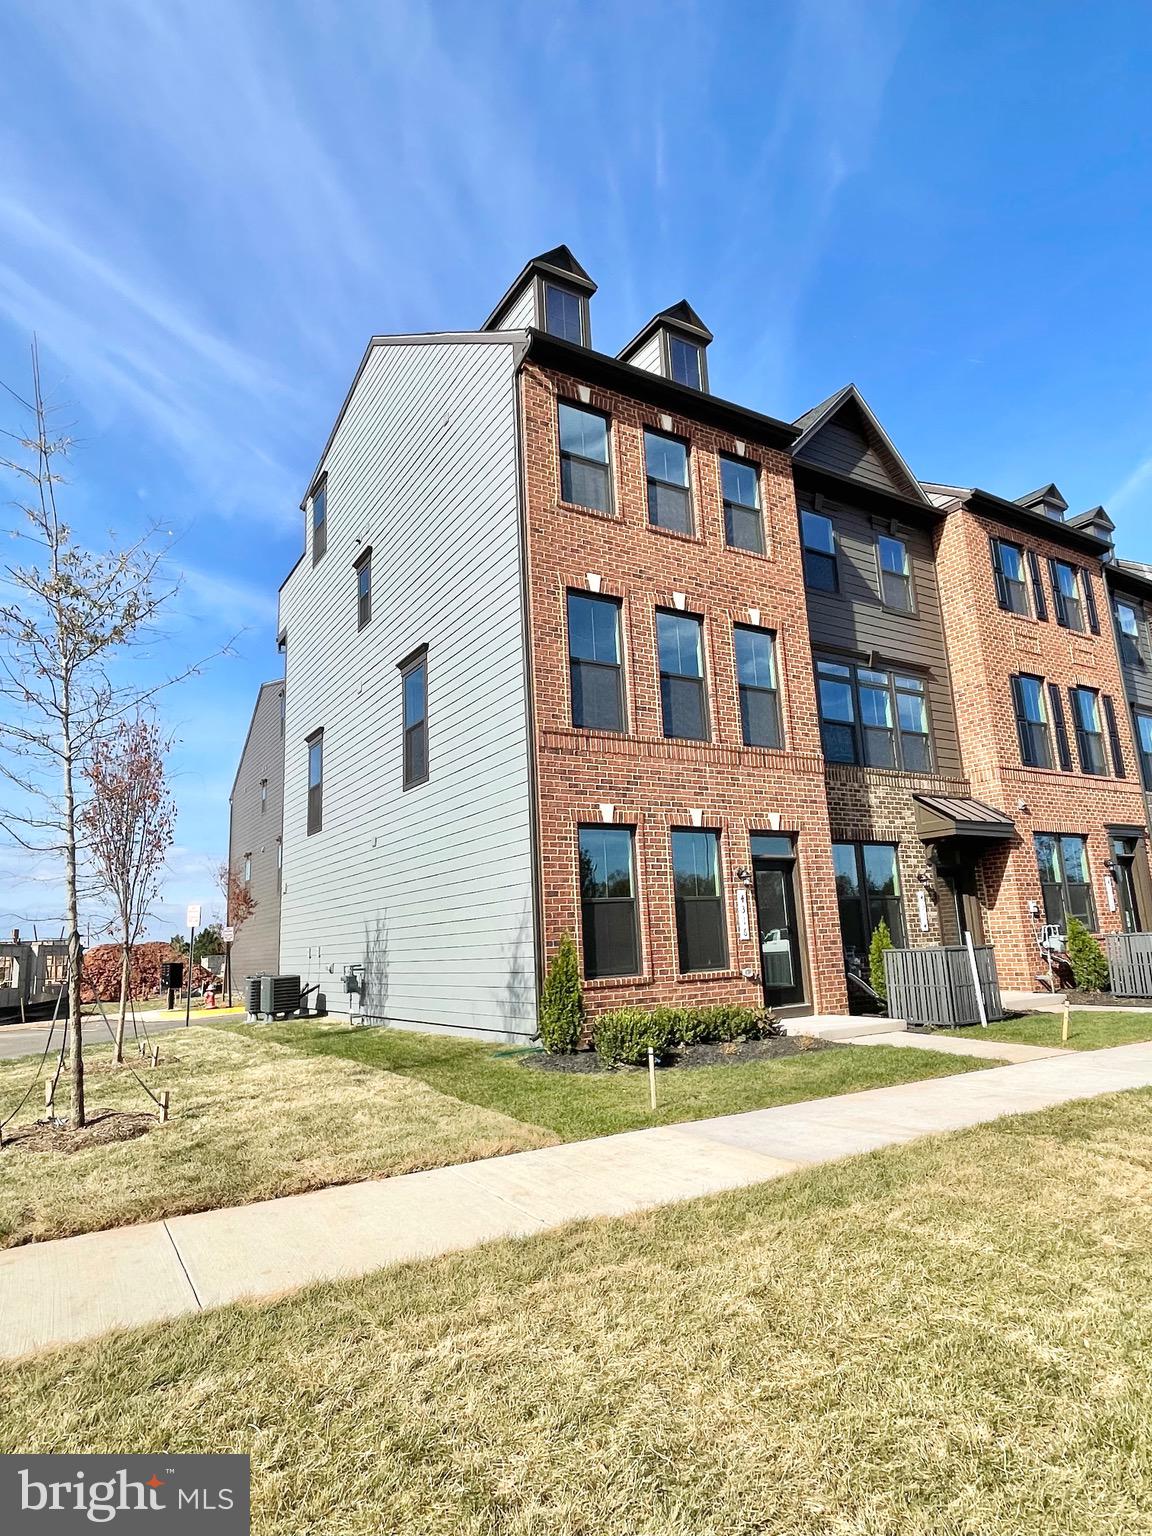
[1104,875,1117,913]
[735,888,751,942]
[222,926,236,945]
[916,889,929,933]
[186,904,202,929]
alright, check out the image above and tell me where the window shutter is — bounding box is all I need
[1083,570,1100,634]
[1102,694,1126,777]
[1048,684,1072,770]
[1009,675,1029,763]
[1048,558,1067,627]
[1026,550,1048,621]
[989,537,1009,610]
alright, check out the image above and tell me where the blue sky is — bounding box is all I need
[1,0,1149,937]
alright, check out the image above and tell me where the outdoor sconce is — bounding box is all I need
[1104,858,1118,877]
[734,866,753,886]
[916,869,938,902]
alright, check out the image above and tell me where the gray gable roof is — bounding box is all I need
[792,383,930,505]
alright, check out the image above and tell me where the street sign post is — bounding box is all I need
[222,926,236,1007]
[184,904,202,1028]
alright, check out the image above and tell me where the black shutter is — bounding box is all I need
[1009,676,1029,763]
[1026,550,1048,621]
[1083,571,1100,634]
[1102,694,1126,777]
[1049,558,1067,627]
[1048,684,1072,770]
[989,537,1009,609]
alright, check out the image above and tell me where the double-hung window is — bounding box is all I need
[1051,560,1084,631]
[567,592,624,732]
[243,853,252,884]
[816,659,932,771]
[990,538,1028,614]
[721,456,764,554]
[801,509,838,591]
[733,626,781,748]
[311,479,327,564]
[668,336,703,388]
[877,534,913,613]
[1011,675,1053,768]
[543,282,584,343]
[671,830,728,973]
[1137,712,1152,791]
[831,843,906,973]
[558,403,612,513]
[1115,600,1143,663]
[657,611,707,741]
[1070,686,1106,775]
[401,652,428,789]
[1034,833,1096,930]
[355,549,372,630]
[578,826,640,978]
[306,731,323,835]
[645,431,692,534]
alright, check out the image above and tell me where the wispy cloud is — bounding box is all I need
[1107,452,1152,512]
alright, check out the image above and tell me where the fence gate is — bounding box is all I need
[883,944,1004,1027]
[1106,933,1152,999]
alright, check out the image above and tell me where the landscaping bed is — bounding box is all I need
[1063,990,1152,1009]
[522,1034,836,1073]
[6,1087,1152,1534]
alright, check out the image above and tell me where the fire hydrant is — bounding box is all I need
[205,983,218,1009]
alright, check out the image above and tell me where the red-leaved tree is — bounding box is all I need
[216,859,257,1003]
[81,717,176,1061]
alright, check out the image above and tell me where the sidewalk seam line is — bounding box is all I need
[163,1222,204,1311]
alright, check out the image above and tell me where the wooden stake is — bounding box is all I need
[44,1080,54,1114]
[1062,1004,1070,1045]
[159,1090,170,1124]
[151,1044,160,1069]
[648,1047,657,1111]
[139,1040,147,1058]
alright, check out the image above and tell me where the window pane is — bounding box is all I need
[801,510,834,554]
[657,612,703,677]
[582,901,639,979]
[676,899,727,972]
[721,457,758,509]
[645,431,688,486]
[734,627,775,689]
[1116,602,1140,639]
[558,404,608,463]
[900,734,932,772]
[672,830,719,897]
[312,484,326,530]
[818,674,854,723]
[568,593,620,664]
[308,739,323,788]
[1072,689,1099,732]
[740,688,781,749]
[562,457,610,511]
[579,827,634,899]
[571,663,623,732]
[863,844,900,900]
[661,676,707,740]
[1018,676,1044,722]
[997,541,1023,582]
[1059,836,1089,886]
[404,664,426,726]
[878,535,907,575]
[1034,834,1061,886]
[668,336,701,388]
[544,284,583,343]
[896,690,927,734]
[751,834,794,858]
[859,685,893,729]
[726,503,764,553]
[647,480,692,533]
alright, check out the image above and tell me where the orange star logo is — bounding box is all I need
[146,1475,165,1489]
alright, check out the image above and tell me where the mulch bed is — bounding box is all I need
[0,1108,156,1155]
[1064,990,1152,1010]
[522,1035,837,1074]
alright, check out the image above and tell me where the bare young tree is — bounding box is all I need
[0,345,222,1125]
[216,859,257,1003]
[80,717,176,1062]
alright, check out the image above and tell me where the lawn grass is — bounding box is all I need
[0,1028,552,1247]
[6,1088,1152,1535]
[219,1017,995,1141]
[938,1008,1152,1052]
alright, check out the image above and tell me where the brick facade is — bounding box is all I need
[520,362,849,1015]
[934,505,1150,988]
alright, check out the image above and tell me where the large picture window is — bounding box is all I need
[567,592,624,732]
[671,830,728,973]
[657,611,708,741]
[558,403,611,512]
[721,456,764,554]
[645,431,692,534]
[1034,833,1096,931]
[579,826,640,978]
[832,842,906,978]
[733,626,781,748]
[816,659,932,771]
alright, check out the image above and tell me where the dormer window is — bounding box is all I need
[543,282,585,344]
[668,336,702,389]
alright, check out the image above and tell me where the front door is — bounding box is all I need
[1113,837,1143,933]
[752,856,805,1008]
[938,846,986,945]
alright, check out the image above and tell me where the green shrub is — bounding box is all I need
[593,1007,677,1067]
[538,934,585,1053]
[1066,916,1109,992]
[591,1002,782,1064]
[869,919,893,1002]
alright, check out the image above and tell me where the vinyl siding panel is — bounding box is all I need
[797,420,909,497]
[622,332,663,375]
[228,681,284,983]
[801,492,962,775]
[278,338,536,1040]
[496,283,537,331]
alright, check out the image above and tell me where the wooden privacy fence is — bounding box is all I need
[883,944,1004,1027]
[1106,933,1152,998]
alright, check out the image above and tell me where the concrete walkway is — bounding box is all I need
[4,1041,1152,1361]
[845,1029,1069,1062]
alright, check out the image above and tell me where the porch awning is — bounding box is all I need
[913,793,1015,843]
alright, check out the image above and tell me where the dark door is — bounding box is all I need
[1113,839,1143,933]
[752,857,805,1007]
[938,847,985,945]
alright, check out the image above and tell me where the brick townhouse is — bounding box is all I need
[234,245,1151,1040]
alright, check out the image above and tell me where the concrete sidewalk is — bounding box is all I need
[4,1041,1152,1360]
[845,1029,1069,1062]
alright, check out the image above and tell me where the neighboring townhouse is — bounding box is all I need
[791,385,983,992]
[1107,556,1152,915]
[927,484,1152,988]
[227,680,285,983]
[258,244,1150,1040]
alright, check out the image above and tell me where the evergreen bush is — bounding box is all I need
[591,1002,782,1065]
[869,919,893,1002]
[1066,916,1109,992]
[538,934,585,1053]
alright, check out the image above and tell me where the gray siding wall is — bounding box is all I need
[797,415,908,496]
[277,336,536,1041]
[228,681,284,984]
[622,332,663,375]
[496,283,537,331]
[799,489,962,776]
[1111,585,1152,823]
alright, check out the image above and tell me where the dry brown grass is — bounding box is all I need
[4,1089,1152,1534]
[0,1027,553,1246]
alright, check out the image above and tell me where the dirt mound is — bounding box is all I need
[80,942,213,1003]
